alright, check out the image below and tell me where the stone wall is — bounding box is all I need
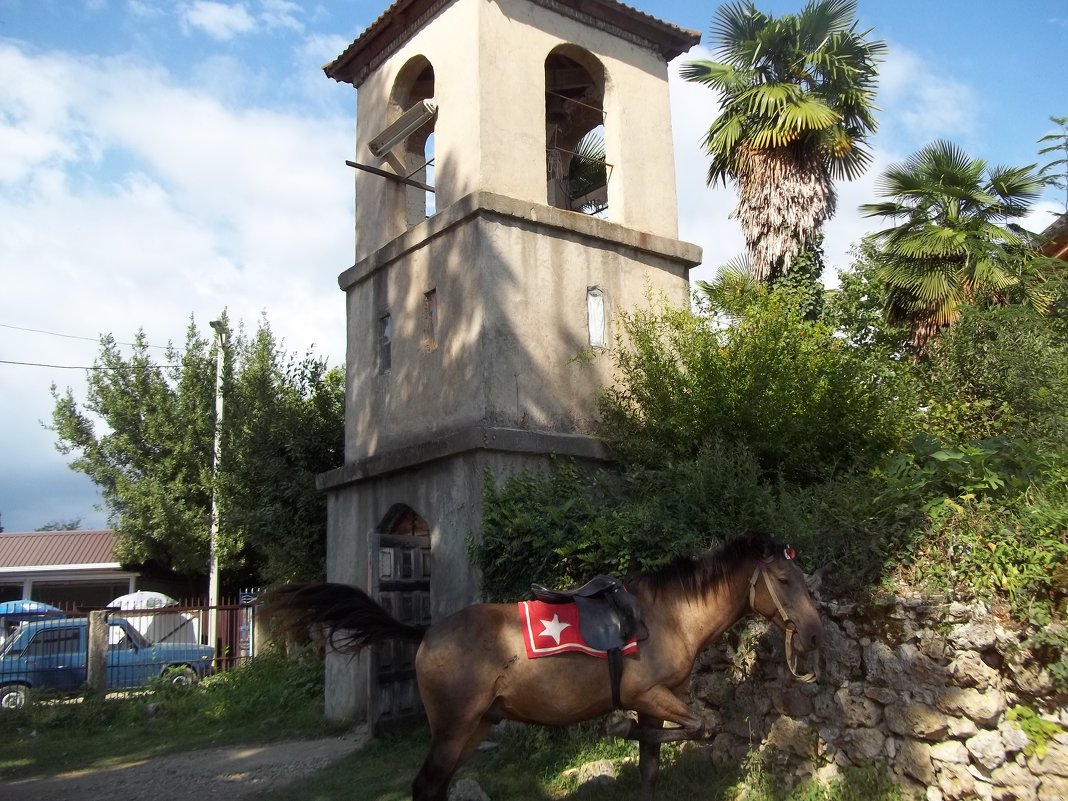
[688,596,1067,801]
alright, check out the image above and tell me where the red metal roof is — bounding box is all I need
[326,0,701,86]
[0,530,118,569]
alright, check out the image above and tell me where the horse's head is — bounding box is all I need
[747,545,823,679]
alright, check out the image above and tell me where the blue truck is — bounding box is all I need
[0,615,214,709]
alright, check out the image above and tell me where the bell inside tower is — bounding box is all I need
[545,46,609,216]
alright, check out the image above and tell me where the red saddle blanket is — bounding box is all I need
[517,600,640,660]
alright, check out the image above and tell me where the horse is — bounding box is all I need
[265,535,823,801]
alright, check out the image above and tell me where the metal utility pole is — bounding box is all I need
[207,318,227,658]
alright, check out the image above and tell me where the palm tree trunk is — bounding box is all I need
[734,144,835,282]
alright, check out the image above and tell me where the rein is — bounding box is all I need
[748,557,817,683]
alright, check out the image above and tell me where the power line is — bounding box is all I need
[0,359,181,370]
[0,322,170,350]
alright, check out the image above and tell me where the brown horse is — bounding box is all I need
[266,536,822,801]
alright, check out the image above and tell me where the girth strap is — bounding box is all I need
[607,648,624,709]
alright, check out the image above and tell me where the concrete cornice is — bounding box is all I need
[325,0,700,87]
[338,190,702,291]
[317,425,613,490]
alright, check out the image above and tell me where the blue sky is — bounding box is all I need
[0,0,1065,534]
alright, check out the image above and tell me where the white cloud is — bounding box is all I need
[0,40,352,531]
[876,44,979,149]
[260,0,303,33]
[181,1,257,41]
[178,0,307,41]
[127,0,165,18]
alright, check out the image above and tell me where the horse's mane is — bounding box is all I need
[629,535,783,601]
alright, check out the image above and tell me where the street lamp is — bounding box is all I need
[207,318,226,657]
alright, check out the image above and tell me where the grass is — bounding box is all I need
[258,722,916,801]
[2,652,914,801]
[0,650,344,781]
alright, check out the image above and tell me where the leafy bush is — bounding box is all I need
[875,435,1045,513]
[868,436,1068,614]
[474,449,905,602]
[599,293,913,482]
[919,304,1068,447]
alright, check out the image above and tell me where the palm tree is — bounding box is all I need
[861,140,1048,355]
[682,0,884,281]
[1038,114,1068,214]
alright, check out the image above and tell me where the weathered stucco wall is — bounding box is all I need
[689,595,1068,801]
[338,192,697,463]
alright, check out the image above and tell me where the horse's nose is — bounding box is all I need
[807,626,822,650]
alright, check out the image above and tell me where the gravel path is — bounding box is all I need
[0,735,365,801]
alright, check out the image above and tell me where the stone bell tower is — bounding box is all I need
[317,0,701,727]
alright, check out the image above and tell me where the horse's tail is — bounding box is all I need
[262,582,426,652]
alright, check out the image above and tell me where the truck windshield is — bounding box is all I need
[110,619,152,649]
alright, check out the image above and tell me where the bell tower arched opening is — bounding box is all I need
[389,56,436,228]
[545,46,609,216]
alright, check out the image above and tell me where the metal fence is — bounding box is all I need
[0,596,259,707]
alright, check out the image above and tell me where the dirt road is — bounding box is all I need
[1,735,363,801]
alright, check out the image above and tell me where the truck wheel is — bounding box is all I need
[0,684,28,710]
[164,667,197,687]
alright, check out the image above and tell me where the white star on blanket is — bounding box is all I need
[538,613,571,644]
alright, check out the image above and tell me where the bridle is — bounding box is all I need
[748,550,817,683]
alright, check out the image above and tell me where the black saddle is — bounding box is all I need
[531,575,647,708]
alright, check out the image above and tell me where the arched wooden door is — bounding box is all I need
[370,505,431,732]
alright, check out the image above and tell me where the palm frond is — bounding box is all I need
[710,1,767,63]
[696,253,766,319]
[777,96,841,134]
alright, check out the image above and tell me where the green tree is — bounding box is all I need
[824,239,911,355]
[861,140,1050,355]
[695,254,766,321]
[568,129,608,215]
[221,324,345,584]
[682,0,885,281]
[919,303,1068,447]
[49,317,343,585]
[1038,114,1068,213]
[35,519,83,532]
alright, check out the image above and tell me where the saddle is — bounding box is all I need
[531,576,646,708]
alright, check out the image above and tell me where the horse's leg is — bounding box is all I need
[411,718,491,801]
[637,714,663,801]
[608,685,704,744]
